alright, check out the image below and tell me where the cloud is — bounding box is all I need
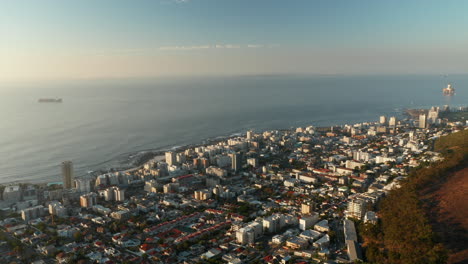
[158,0,190,5]
[159,45,211,51]
[88,48,146,55]
[159,44,276,51]
[216,44,240,49]
[267,44,281,48]
[247,44,264,48]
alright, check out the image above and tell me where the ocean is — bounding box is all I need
[0,75,466,184]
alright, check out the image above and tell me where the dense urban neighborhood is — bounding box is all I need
[1,106,467,264]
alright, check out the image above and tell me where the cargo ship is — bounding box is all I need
[38,98,62,103]
[443,84,455,96]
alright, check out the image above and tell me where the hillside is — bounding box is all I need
[361,129,468,264]
[426,167,468,264]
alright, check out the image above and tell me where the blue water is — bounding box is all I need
[0,75,466,184]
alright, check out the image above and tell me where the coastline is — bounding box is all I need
[0,124,352,187]
[0,131,251,186]
[2,104,466,187]
[0,120,394,187]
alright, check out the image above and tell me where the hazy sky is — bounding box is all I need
[1,0,468,81]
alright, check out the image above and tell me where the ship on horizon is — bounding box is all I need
[443,84,455,96]
[38,98,63,103]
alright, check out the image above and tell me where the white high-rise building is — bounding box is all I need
[236,222,263,244]
[236,227,255,244]
[427,107,439,124]
[61,161,74,189]
[299,213,319,230]
[230,153,241,171]
[114,188,125,202]
[379,116,387,125]
[419,114,427,129]
[104,188,114,201]
[353,151,370,162]
[75,178,93,193]
[388,116,397,127]
[48,201,67,218]
[21,205,44,221]
[246,130,254,140]
[80,193,98,208]
[301,203,314,215]
[347,198,367,220]
[176,153,186,164]
[165,151,177,166]
[247,158,258,167]
[2,186,21,202]
[194,189,212,200]
[263,215,283,233]
[103,187,125,202]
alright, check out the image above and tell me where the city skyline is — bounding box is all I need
[2,0,468,82]
[0,2,466,263]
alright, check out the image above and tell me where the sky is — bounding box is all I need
[1,0,468,82]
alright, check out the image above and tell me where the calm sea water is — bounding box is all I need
[0,75,466,184]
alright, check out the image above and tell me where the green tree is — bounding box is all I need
[73,231,83,242]
[359,130,468,264]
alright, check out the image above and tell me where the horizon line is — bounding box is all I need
[1,72,467,85]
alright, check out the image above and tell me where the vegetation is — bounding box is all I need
[361,130,468,264]
[229,202,256,217]
[434,129,468,154]
[439,110,468,122]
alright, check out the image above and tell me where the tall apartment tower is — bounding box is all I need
[301,203,315,215]
[379,116,387,125]
[230,153,241,171]
[165,151,177,166]
[246,130,254,140]
[75,177,93,193]
[61,161,74,189]
[419,114,427,129]
[427,107,439,124]
[80,193,98,208]
[388,116,397,127]
[347,198,367,220]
